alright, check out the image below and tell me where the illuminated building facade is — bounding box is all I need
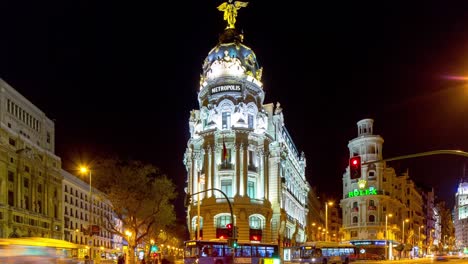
[183,6,310,256]
[341,119,426,258]
[0,78,63,239]
[62,169,122,260]
[454,179,468,249]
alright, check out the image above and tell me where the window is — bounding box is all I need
[248,114,254,129]
[352,216,358,223]
[249,216,262,229]
[222,112,231,129]
[369,215,375,222]
[24,196,29,210]
[24,178,29,188]
[38,184,42,193]
[8,191,14,206]
[221,180,232,197]
[8,171,14,182]
[369,200,375,206]
[216,215,232,228]
[247,181,255,198]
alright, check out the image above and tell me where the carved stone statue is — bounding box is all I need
[217,0,249,29]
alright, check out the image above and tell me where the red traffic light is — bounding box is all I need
[349,156,361,180]
[226,223,233,238]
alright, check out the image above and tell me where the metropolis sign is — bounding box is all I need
[210,84,242,95]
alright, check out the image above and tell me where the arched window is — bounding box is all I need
[191,216,204,230]
[369,200,375,206]
[249,215,264,229]
[352,216,358,223]
[369,215,375,222]
[216,215,232,228]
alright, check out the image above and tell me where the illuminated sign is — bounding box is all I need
[211,84,242,95]
[352,240,386,246]
[348,187,377,197]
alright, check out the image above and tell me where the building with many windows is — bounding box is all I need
[183,6,310,258]
[340,119,427,259]
[0,78,63,239]
[62,169,123,260]
[454,178,468,250]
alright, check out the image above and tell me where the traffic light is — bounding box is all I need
[349,156,362,179]
[228,238,238,248]
[184,192,192,207]
[226,223,233,238]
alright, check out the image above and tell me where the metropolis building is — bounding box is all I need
[0,79,63,239]
[340,119,426,258]
[183,5,310,257]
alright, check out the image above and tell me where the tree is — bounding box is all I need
[92,156,177,264]
[395,244,404,259]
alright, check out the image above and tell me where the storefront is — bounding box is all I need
[350,240,401,260]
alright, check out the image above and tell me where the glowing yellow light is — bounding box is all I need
[80,166,88,173]
[358,179,367,189]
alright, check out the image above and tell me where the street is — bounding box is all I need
[354,257,468,264]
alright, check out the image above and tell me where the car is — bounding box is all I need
[434,254,449,261]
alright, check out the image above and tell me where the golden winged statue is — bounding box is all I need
[217,0,249,29]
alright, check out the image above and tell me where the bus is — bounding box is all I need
[0,237,80,263]
[184,239,280,264]
[289,241,357,264]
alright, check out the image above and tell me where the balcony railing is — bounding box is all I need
[247,164,258,172]
[218,163,234,170]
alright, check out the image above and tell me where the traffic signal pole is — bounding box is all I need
[188,188,235,238]
[187,188,236,262]
[362,149,468,165]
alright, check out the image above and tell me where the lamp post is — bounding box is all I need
[80,166,93,261]
[325,201,333,242]
[418,225,424,257]
[385,214,393,260]
[125,230,132,264]
[311,222,316,241]
[402,219,409,244]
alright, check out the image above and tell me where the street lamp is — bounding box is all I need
[385,214,393,260]
[325,201,333,242]
[418,225,424,257]
[402,219,409,244]
[80,166,93,260]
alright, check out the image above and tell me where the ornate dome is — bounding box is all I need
[200,29,263,84]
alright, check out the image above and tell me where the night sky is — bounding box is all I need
[2,0,468,217]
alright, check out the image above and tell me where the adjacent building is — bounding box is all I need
[340,119,427,258]
[0,78,63,239]
[62,169,123,260]
[0,78,124,261]
[183,6,310,258]
[454,178,468,250]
